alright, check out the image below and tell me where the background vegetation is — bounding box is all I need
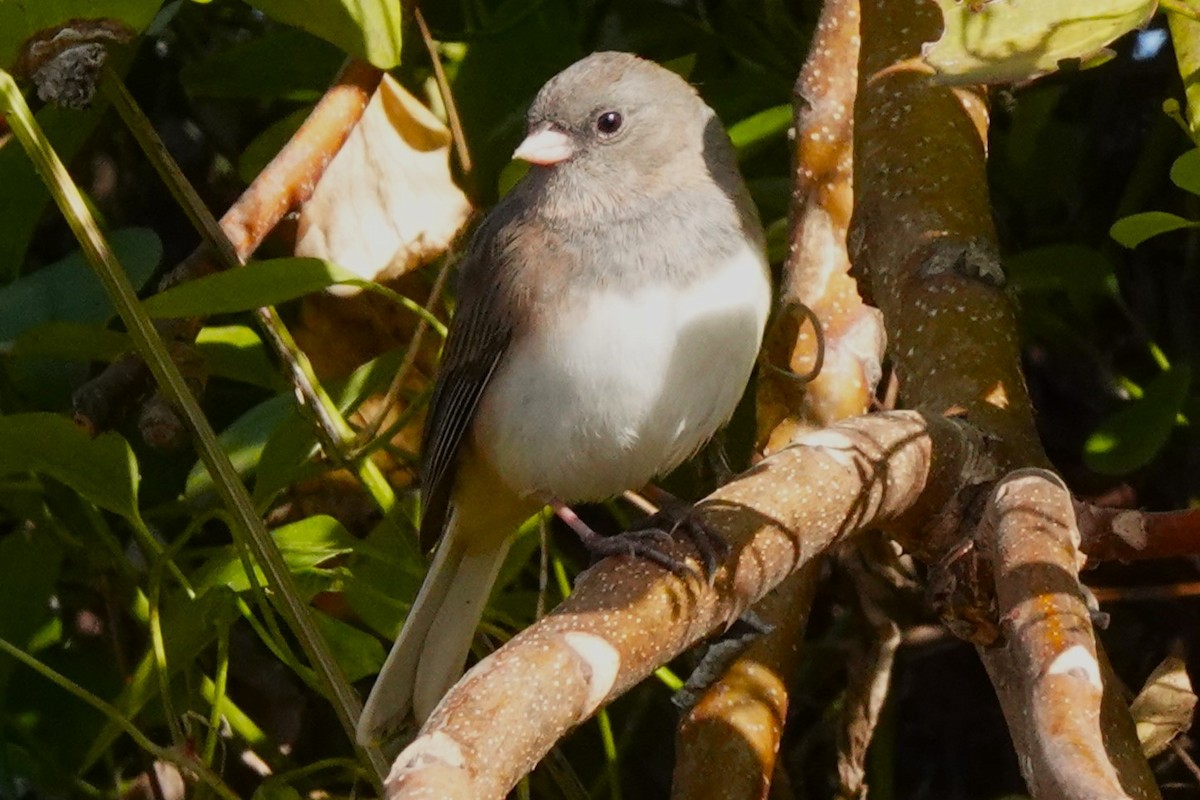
[0,1,1198,798]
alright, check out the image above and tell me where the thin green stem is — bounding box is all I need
[149,570,185,746]
[196,625,230,800]
[351,280,448,338]
[596,708,623,800]
[199,675,273,755]
[350,250,454,454]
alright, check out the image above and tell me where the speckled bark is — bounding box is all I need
[382,0,1169,796]
[851,0,1158,797]
[671,0,877,795]
[384,412,978,799]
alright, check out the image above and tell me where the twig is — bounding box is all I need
[414,6,473,182]
[73,59,383,443]
[352,251,456,452]
[1089,581,1200,603]
[1077,504,1200,562]
[835,533,903,800]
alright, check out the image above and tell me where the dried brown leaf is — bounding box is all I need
[1130,656,1197,759]
[295,74,471,291]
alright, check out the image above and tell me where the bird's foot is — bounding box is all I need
[552,495,729,581]
[637,497,729,581]
[551,500,694,576]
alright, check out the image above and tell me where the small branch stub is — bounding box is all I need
[16,19,133,108]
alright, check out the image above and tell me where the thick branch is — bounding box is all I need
[975,469,1147,800]
[850,1,1158,798]
[384,412,980,799]
[851,0,1044,484]
[670,566,819,800]
[671,0,875,793]
[759,0,879,452]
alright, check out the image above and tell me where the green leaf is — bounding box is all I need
[0,413,141,526]
[312,612,385,682]
[142,257,361,318]
[184,393,292,500]
[180,28,341,101]
[0,531,64,698]
[1169,148,1200,196]
[195,325,284,390]
[253,780,304,800]
[194,515,359,600]
[243,0,401,69]
[252,405,320,509]
[10,321,131,362]
[0,228,161,343]
[1004,245,1116,294]
[345,520,423,639]
[1084,367,1191,475]
[728,104,791,160]
[925,0,1157,85]
[0,1,162,72]
[328,346,405,411]
[1110,211,1197,248]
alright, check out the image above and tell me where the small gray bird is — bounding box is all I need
[356,51,771,743]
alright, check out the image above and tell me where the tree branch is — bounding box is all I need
[383,412,980,799]
[1077,503,1200,562]
[975,469,1147,800]
[850,0,1159,796]
[669,0,878,794]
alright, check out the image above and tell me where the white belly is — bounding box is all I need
[473,244,771,502]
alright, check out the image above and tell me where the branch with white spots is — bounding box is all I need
[383,411,977,800]
[668,0,878,794]
[850,0,1160,795]
[1076,503,1200,563]
[974,469,1146,800]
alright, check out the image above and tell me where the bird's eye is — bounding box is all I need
[595,111,623,137]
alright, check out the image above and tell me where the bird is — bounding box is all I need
[356,51,772,744]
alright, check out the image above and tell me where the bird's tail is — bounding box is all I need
[356,509,514,745]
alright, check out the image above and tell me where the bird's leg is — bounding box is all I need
[628,485,730,579]
[550,500,692,576]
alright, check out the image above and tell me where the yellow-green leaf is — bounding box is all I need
[243,0,401,69]
[925,0,1156,85]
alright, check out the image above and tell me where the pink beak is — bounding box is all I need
[512,125,574,166]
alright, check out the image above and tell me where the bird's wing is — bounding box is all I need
[419,222,517,552]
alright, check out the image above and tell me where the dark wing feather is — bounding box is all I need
[418,217,518,552]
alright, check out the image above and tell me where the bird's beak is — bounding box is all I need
[512,125,574,166]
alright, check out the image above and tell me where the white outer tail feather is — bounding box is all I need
[356,511,513,744]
